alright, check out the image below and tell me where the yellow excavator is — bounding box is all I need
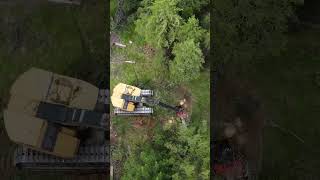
[111,83,187,118]
[3,68,109,171]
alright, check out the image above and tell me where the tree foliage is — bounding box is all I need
[135,0,208,84]
[177,0,209,18]
[177,126,210,179]
[135,0,182,48]
[170,39,204,83]
[123,0,143,15]
[212,0,297,66]
[176,16,206,44]
[122,125,209,179]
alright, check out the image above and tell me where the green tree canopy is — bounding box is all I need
[135,0,208,84]
[135,0,182,48]
[170,39,204,83]
[122,125,209,179]
[177,126,210,179]
[176,16,206,44]
[212,0,297,66]
[178,0,209,18]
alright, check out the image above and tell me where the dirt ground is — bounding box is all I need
[215,72,265,178]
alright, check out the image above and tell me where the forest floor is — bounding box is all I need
[0,1,107,179]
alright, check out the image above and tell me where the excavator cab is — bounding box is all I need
[111,83,154,116]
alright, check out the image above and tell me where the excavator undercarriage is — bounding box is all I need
[13,89,110,172]
[113,89,154,116]
[14,143,109,172]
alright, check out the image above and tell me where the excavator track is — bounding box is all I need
[140,90,153,97]
[114,107,153,116]
[14,143,109,173]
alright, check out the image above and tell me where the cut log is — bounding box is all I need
[114,42,126,48]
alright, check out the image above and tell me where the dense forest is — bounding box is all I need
[111,0,320,179]
[110,0,210,179]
